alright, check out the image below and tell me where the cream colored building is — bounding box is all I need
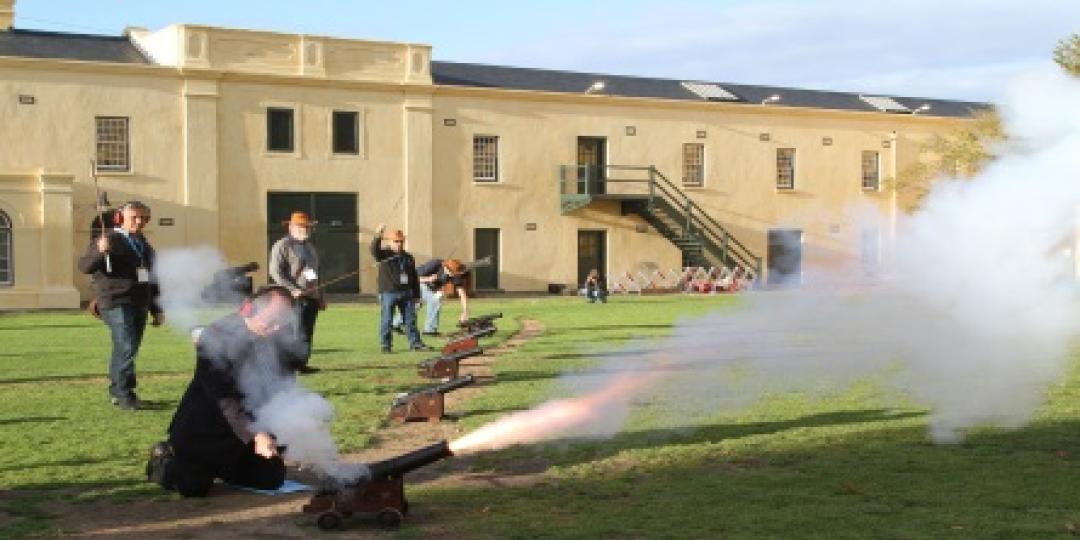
[0,1,983,309]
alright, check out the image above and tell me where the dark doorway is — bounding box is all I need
[473,228,500,290]
[577,230,607,287]
[266,192,359,293]
[577,136,607,195]
[766,229,802,287]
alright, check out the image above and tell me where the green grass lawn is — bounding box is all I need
[3,295,1080,539]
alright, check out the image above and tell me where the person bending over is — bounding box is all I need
[147,286,304,497]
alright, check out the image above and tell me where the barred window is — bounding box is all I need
[332,110,359,155]
[862,150,880,190]
[0,210,11,286]
[776,148,796,190]
[95,117,130,173]
[266,107,295,152]
[682,143,705,187]
[473,135,499,182]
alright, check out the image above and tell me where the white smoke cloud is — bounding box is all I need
[154,245,230,332]
[454,67,1080,452]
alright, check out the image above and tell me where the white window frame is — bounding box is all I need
[473,135,500,183]
[94,116,131,174]
[861,150,881,191]
[776,148,796,190]
[0,210,12,286]
[682,143,705,187]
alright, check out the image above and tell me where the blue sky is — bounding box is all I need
[13,0,1080,102]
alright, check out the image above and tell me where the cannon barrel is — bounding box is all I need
[219,261,260,277]
[432,374,475,394]
[366,440,453,481]
[391,375,475,408]
[457,312,503,328]
[416,347,482,369]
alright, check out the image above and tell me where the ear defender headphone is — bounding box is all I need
[112,200,150,226]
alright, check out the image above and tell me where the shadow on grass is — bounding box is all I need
[0,416,66,426]
[0,323,96,331]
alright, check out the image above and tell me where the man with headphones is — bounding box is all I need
[78,200,164,411]
[147,286,302,497]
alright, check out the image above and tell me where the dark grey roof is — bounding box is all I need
[0,28,149,64]
[432,61,989,118]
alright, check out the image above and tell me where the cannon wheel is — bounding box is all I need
[316,511,343,531]
[376,508,404,528]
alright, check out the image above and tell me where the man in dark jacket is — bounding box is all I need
[371,224,428,353]
[77,201,164,410]
[147,287,301,497]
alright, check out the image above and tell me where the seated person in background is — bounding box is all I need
[583,269,607,303]
[147,286,303,497]
[715,266,735,292]
[731,267,751,292]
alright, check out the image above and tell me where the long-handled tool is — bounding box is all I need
[90,159,112,273]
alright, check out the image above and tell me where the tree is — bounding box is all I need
[1053,33,1080,76]
[891,109,1003,211]
[892,34,1079,211]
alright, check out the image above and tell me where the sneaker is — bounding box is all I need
[296,365,321,375]
[410,344,432,352]
[112,395,145,410]
[381,346,392,354]
[422,331,441,337]
[146,441,176,488]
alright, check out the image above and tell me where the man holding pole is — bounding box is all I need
[269,211,323,374]
[372,224,429,353]
[78,200,164,411]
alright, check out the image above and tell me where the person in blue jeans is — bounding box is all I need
[371,224,429,353]
[392,258,470,336]
[78,201,165,410]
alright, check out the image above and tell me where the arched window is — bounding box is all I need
[0,211,11,286]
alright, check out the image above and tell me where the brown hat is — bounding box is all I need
[284,211,314,228]
[445,258,466,275]
[388,230,406,242]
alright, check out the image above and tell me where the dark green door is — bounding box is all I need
[473,228,500,290]
[577,230,606,287]
[577,136,606,195]
[267,192,360,293]
[766,229,802,287]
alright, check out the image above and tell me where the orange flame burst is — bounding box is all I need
[449,370,662,455]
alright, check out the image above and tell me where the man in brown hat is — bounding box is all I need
[392,258,470,337]
[268,211,323,373]
[372,224,429,353]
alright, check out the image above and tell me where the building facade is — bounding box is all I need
[0,2,983,309]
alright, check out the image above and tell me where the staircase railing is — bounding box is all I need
[557,164,762,277]
[646,167,761,276]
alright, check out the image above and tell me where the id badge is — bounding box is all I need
[136,267,150,283]
[302,268,318,281]
[399,273,409,285]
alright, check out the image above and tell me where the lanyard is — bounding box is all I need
[119,231,146,265]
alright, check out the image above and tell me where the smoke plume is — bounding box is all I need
[154,245,230,332]
[452,67,1080,453]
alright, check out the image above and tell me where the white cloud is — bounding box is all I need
[459,0,1080,101]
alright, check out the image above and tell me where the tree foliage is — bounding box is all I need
[1053,33,1080,76]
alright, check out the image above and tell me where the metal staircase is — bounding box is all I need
[558,164,761,276]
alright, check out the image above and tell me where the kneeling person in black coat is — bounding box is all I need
[148,286,303,497]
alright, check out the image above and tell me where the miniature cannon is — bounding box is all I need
[416,347,482,379]
[388,375,475,422]
[441,326,497,355]
[302,440,454,530]
[455,312,503,334]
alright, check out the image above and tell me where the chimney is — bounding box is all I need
[0,0,14,31]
